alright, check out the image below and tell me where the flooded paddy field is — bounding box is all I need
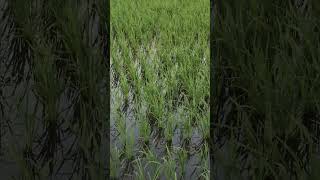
[110,0,210,179]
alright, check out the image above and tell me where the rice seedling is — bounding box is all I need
[134,157,146,180]
[137,110,151,146]
[163,113,176,145]
[142,149,162,178]
[125,127,135,160]
[176,147,188,177]
[110,146,121,178]
[198,144,210,180]
[161,146,177,179]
